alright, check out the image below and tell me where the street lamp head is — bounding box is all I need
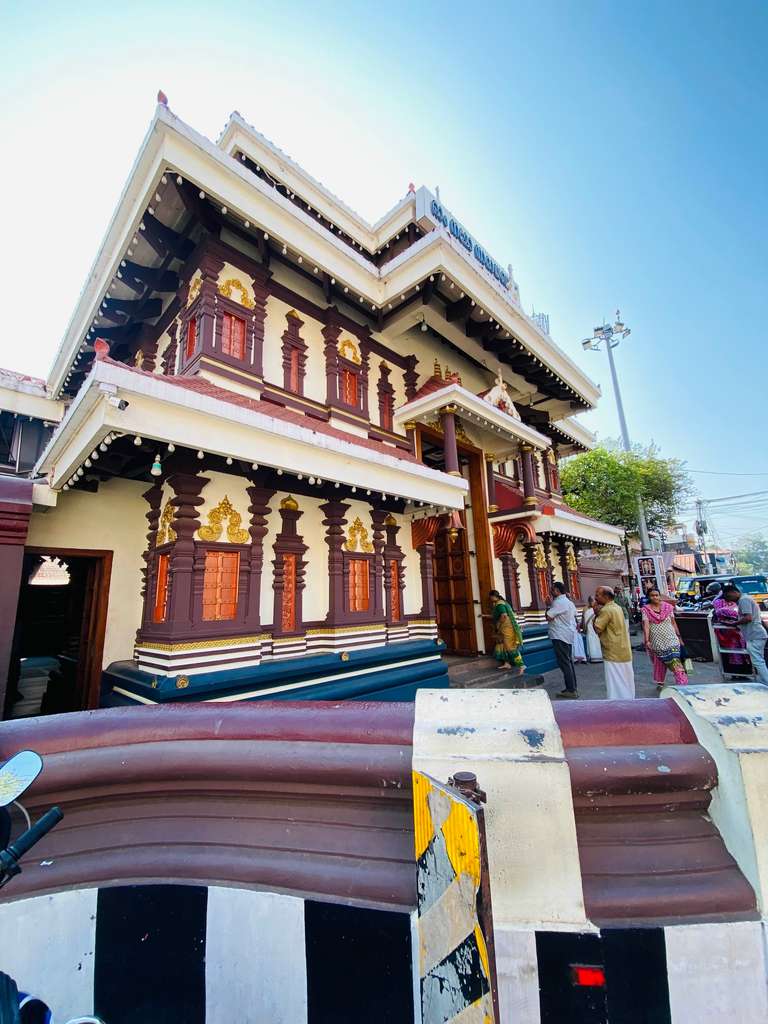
[582,338,596,350]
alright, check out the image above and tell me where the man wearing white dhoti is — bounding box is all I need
[594,587,635,699]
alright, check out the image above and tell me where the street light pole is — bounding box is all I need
[583,311,653,554]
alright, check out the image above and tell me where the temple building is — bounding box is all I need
[0,100,621,716]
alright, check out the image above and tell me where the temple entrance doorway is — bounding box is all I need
[432,524,477,656]
[5,547,112,720]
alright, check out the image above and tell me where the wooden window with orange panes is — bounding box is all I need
[221,312,246,361]
[153,553,170,623]
[202,550,240,621]
[340,367,359,408]
[389,559,401,621]
[281,553,298,632]
[348,558,370,613]
[185,318,197,360]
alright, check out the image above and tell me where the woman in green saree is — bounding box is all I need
[489,590,525,674]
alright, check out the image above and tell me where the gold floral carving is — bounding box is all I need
[197,495,249,544]
[566,544,578,572]
[338,337,361,365]
[187,276,202,304]
[134,349,145,369]
[345,516,374,553]
[156,501,177,546]
[218,277,255,309]
[533,543,547,570]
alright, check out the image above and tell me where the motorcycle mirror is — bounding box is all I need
[0,751,43,807]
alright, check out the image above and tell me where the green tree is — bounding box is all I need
[734,534,768,574]
[560,443,692,539]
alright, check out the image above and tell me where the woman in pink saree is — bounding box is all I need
[641,588,688,687]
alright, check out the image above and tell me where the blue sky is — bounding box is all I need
[1,0,766,541]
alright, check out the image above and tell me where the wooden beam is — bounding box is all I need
[446,296,472,322]
[100,297,163,321]
[121,261,179,293]
[141,213,194,261]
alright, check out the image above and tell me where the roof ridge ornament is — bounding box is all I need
[481,366,521,420]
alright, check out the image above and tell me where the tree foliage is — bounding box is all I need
[560,443,692,538]
[734,534,768,575]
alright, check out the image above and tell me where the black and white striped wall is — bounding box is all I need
[0,885,415,1023]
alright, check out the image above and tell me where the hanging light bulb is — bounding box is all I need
[420,318,428,333]
[150,453,163,477]
[167,443,175,452]
[197,450,204,460]
[133,436,142,446]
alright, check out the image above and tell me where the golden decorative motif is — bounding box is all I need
[218,277,255,309]
[198,495,250,544]
[345,516,374,553]
[384,513,397,527]
[547,448,557,464]
[156,501,177,546]
[187,276,202,304]
[340,651,350,662]
[134,349,145,369]
[286,308,301,319]
[533,544,547,570]
[338,337,361,365]
[137,633,269,652]
[566,543,578,572]
[280,495,299,511]
[175,676,190,689]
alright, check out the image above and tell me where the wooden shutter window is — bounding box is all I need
[153,553,170,623]
[289,348,300,394]
[222,313,246,360]
[341,368,358,407]
[389,559,401,621]
[202,550,240,621]
[185,318,197,360]
[281,553,298,632]
[348,558,370,613]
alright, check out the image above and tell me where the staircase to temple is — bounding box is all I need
[553,698,757,925]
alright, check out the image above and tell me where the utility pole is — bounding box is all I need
[583,311,653,554]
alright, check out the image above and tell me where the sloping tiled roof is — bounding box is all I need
[102,359,419,464]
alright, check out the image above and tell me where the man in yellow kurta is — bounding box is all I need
[594,586,635,699]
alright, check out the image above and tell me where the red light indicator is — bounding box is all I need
[571,965,606,988]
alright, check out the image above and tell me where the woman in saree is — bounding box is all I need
[641,588,688,688]
[489,590,525,674]
[582,595,603,662]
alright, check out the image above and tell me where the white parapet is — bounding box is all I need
[412,688,587,932]
[666,682,768,913]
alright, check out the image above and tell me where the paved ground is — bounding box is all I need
[446,624,724,699]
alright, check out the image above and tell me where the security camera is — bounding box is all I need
[107,396,129,411]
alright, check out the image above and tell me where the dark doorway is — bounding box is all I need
[5,547,112,720]
[432,524,477,655]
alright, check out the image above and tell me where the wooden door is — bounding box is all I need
[432,527,477,655]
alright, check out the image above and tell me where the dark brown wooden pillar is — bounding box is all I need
[244,483,275,631]
[139,482,164,635]
[320,500,350,624]
[272,496,308,634]
[370,509,388,620]
[161,322,178,376]
[418,543,437,618]
[500,551,521,610]
[523,541,547,610]
[166,472,208,629]
[404,355,418,401]
[383,515,405,623]
[440,405,461,476]
[520,444,537,509]
[250,267,270,380]
[321,318,342,406]
[0,478,33,718]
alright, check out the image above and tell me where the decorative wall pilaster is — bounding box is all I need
[418,543,437,619]
[383,515,405,623]
[523,541,547,610]
[485,454,498,512]
[139,482,164,634]
[166,472,208,629]
[404,355,418,401]
[244,483,275,631]
[370,509,388,620]
[359,334,371,420]
[321,317,342,406]
[281,310,308,393]
[377,361,395,429]
[499,552,521,610]
[250,266,270,379]
[272,496,308,634]
[320,500,350,624]
[197,250,225,357]
[161,322,178,376]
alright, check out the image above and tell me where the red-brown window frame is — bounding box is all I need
[185,317,197,361]
[348,557,370,614]
[153,552,170,623]
[221,312,246,361]
[202,549,240,621]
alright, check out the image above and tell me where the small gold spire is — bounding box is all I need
[384,513,397,526]
[280,495,299,510]
[433,359,443,379]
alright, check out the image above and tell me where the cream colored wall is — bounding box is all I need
[263,295,326,404]
[399,515,423,616]
[26,479,148,668]
[386,326,491,396]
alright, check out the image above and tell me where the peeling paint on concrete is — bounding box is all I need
[520,728,546,749]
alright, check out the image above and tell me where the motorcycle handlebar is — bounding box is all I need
[4,806,63,862]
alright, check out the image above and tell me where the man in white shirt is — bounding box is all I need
[724,582,768,685]
[547,581,579,699]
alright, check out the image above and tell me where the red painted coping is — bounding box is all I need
[553,698,697,749]
[0,700,416,757]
